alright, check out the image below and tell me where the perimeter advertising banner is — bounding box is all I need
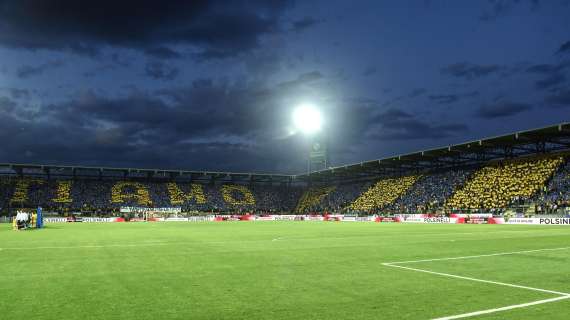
[491,217,570,225]
[274,215,298,221]
[376,216,402,223]
[120,207,181,213]
[256,216,276,221]
[402,216,458,224]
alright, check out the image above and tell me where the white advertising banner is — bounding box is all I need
[256,216,276,221]
[187,216,214,222]
[165,217,189,222]
[82,217,116,223]
[403,217,458,224]
[274,215,297,221]
[120,207,181,213]
[453,213,493,218]
[504,217,570,225]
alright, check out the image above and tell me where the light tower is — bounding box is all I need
[292,104,328,174]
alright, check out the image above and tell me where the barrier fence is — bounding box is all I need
[2,214,570,225]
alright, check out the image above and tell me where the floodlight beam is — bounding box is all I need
[292,104,323,135]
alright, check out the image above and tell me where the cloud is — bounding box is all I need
[144,62,180,81]
[428,91,479,104]
[15,60,64,79]
[0,96,17,112]
[277,70,324,89]
[477,101,532,118]
[377,109,413,121]
[243,51,283,78]
[535,73,566,90]
[441,62,503,80]
[368,109,469,140]
[428,94,459,104]
[144,47,182,60]
[408,88,427,98]
[556,40,570,55]
[0,70,341,172]
[0,0,293,60]
[525,62,568,74]
[291,17,320,32]
[479,0,540,21]
[362,66,378,77]
[525,62,569,90]
[0,88,30,99]
[545,88,570,107]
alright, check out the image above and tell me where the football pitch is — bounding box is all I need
[1,222,569,320]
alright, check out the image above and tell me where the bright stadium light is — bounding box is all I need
[292,104,323,135]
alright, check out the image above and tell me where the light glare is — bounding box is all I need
[293,104,322,135]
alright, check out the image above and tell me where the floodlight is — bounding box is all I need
[293,104,322,135]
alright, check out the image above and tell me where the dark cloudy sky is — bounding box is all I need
[0,0,569,174]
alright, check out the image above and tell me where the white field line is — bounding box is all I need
[381,263,570,296]
[385,246,570,265]
[382,247,570,319]
[432,295,570,320]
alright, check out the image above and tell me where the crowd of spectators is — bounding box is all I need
[0,178,303,215]
[533,159,570,213]
[295,186,336,213]
[349,175,419,212]
[0,155,567,216]
[320,181,374,213]
[251,185,304,213]
[446,156,564,211]
[388,169,473,214]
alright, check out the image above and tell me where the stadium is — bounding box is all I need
[1,2,570,320]
[2,123,570,319]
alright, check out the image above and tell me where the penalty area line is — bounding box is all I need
[381,263,570,296]
[385,246,570,265]
[431,295,570,320]
[382,247,570,319]
[382,263,570,319]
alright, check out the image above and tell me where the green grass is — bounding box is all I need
[1,222,569,320]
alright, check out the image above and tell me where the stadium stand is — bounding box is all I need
[52,180,73,203]
[389,169,473,213]
[446,156,564,210]
[251,185,304,213]
[0,157,567,216]
[0,124,568,216]
[167,183,207,206]
[295,186,336,213]
[534,158,570,214]
[321,181,375,212]
[350,175,420,211]
[10,178,45,205]
[0,177,302,214]
[111,181,153,206]
[0,179,12,212]
[71,179,115,213]
[220,184,256,206]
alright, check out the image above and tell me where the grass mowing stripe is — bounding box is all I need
[0,243,168,250]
